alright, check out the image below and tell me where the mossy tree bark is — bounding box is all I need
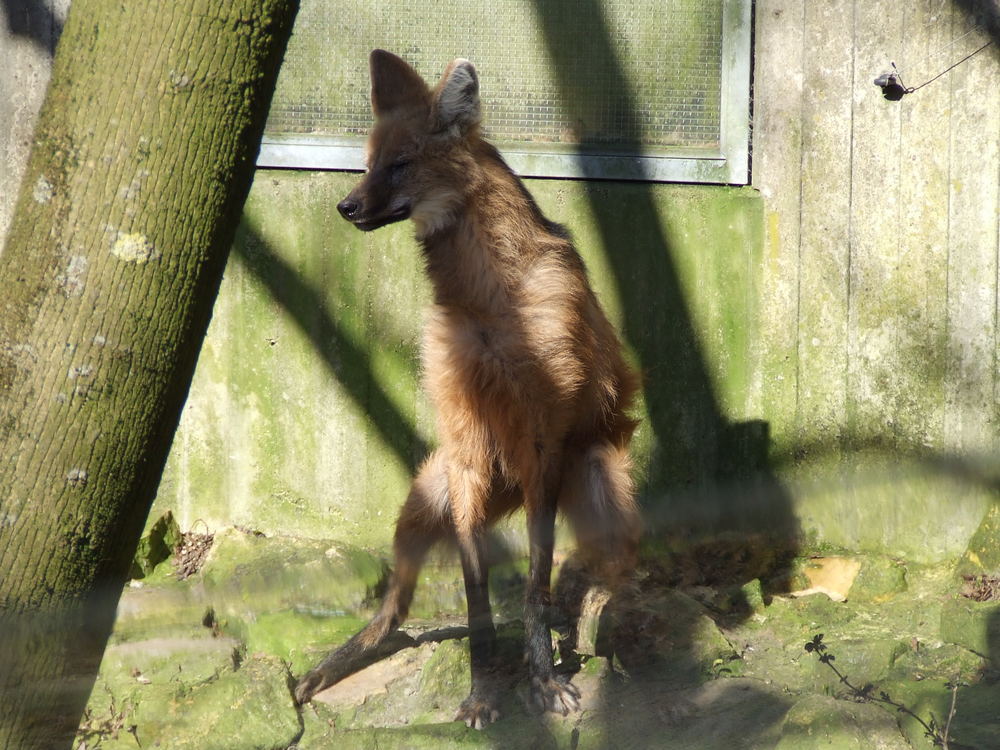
[0,1,297,747]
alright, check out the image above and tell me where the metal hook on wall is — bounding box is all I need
[873,62,912,101]
[874,39,994,101]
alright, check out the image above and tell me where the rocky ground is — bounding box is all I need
[75,518,1000,749]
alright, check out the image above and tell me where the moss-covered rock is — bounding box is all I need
[611,588,738,684]
[114,527,394,666]
[196,527,389,616]
[312,621,534,731]
[885,640,984,686]
[569,677,792,750]
[850,556,908,602]
[726,569,958,695]
[774,695,910,749]
[957,502,1000,577]
[946,678,1000,750]
[940,595,1000,659]
[240,609,368,675]
[740,577,766,612]
[79,649,297,749]
[771,553,907,604]
[129,510,182,579]
[80,530,1000,750]
[782,450,992,564]
[141,656,300,749]
[297,721,490,750]
[98,634,242,697]
[416,638,472,709]
[873,672,1000,750]
[110,582,213,645]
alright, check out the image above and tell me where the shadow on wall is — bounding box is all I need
[527,0,799,576]
[520,5,802,742]
[950,0,1000,59]
[1,0,63,52]
[232,223,429,474]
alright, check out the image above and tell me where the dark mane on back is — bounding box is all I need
[478,141,571,241]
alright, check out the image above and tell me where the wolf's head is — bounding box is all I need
[337,50,481,236]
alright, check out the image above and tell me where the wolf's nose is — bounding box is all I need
[337,198,360,220]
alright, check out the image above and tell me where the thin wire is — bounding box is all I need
[920,22,987,63]
[893,16,987,81]
[907,39,994,93]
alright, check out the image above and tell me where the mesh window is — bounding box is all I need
[260,0,750,183]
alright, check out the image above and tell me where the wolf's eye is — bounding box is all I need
[386,160,410,186]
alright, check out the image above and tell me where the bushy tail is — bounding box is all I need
[559,441,641,584]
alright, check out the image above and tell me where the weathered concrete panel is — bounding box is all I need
[895,0,954,451]
[750,0,803,455]
[797,0,853,451]
[156,173,430,547]
[750,0,1000,560]
[848,1,905,451]
[944,14,1000,456]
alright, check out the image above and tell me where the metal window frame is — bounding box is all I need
[257,0,751,185]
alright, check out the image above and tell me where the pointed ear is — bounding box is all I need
[369,49,429,117]
[432,59,480,134]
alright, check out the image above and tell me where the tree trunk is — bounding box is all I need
[0,1,297,747]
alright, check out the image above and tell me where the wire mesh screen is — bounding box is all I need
[264,0,725,154]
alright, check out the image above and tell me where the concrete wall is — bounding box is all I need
[4,0,1000,563]
[754,0,1000,459]
[751,0,1000,561]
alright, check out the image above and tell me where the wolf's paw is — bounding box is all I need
[455,692,500,730]
[529,674,580,716]
[294,669,330,705]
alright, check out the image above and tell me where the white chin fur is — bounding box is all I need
[411,190,462,239]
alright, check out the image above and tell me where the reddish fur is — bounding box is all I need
[296,50,641,725]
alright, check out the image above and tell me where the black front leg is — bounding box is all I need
[454,532,500,729]
[525,501,580,715]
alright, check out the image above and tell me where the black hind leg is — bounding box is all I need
[524,495,580,715]
[453,530,500,729]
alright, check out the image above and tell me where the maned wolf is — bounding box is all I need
[295,49,641,728]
